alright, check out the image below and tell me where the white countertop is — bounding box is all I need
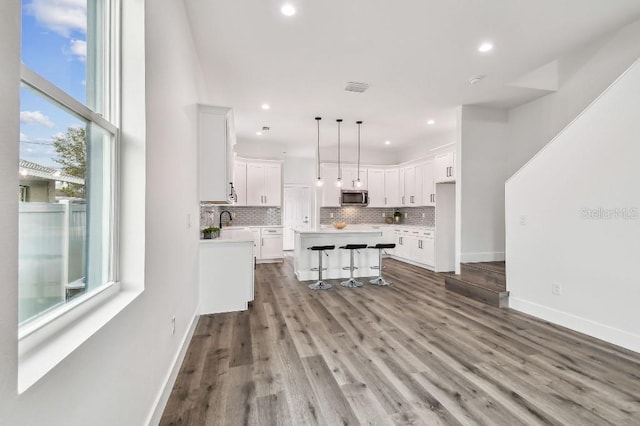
[295,224,434,234]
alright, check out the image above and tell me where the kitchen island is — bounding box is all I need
[294,226,392,281]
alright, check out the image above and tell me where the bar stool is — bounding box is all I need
[369,243,396,286]
[339,244,368,288]
[308,245,335,290]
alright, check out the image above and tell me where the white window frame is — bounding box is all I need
[17,0,126,393]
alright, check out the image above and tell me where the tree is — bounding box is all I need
[52,126,86,198]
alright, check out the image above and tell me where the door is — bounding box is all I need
[283,186,311,250]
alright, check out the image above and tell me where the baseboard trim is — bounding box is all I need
[460,251,505,263]
[509,297,640,353]
[146,312,199,425]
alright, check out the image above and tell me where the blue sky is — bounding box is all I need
[20,0,87,168]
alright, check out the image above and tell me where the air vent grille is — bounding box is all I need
[262,126,270,131]
[345,82,369,93]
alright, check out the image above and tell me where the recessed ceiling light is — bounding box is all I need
[478,42,494,53]
[468,75,485,84]
[384,140,391,145]
[427,119,435,125]
[281,4,296,16]
[261,103,270,110]
[256,131,263,136]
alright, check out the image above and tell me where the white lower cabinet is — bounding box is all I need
[393,228,435,268]
[260,227,283,260]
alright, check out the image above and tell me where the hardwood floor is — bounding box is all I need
[160,257,640,425]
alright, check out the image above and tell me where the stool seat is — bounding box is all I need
[369,243,396,250]
[339,244,368,250]
[309,245,336,251]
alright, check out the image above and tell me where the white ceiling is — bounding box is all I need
[184,0,640,156]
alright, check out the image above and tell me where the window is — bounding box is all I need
[19,0,119,325]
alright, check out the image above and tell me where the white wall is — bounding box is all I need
[0,0,205,424]
[508,19,640,176]
[459,106,509,262]
[506,57,640,352]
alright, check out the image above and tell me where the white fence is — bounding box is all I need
[18,201,86,323]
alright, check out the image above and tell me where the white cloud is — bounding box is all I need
[68,39,86,61]
[20,111,55,128]
[20,132,30,142]
[25,0,87,37]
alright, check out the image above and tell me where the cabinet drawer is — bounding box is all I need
[261,227,283,236]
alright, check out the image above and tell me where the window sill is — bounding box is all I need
[18,283,143,393]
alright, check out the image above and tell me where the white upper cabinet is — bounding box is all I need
[233,161,247,205]
[384,168,400,207]
[423,160,436,206]
[198,105,236,203]
[342,166,368,190]
[367,168,386,207]
[398,167,406,206]
[245,161,282,206]
[400,163,425,206]
[320,163,341,207]
[435,151,456,183]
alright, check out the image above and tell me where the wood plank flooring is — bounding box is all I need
[160,257,640,425]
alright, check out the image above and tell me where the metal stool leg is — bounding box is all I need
[309,250,332,290]
[341,249,363,288]
[370,248,392,286]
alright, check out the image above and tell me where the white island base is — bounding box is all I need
[294,228,389,282]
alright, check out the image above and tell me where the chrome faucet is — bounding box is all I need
[219,210,233,228]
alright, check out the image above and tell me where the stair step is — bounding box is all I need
[445,276,509,308]
[460,262,506,289]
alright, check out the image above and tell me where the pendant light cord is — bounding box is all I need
[356,121,362,181]
[315,117,321,179]
[337,119,342,180]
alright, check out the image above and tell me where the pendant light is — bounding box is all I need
[315,117,324,187]
[355,120,363,188]
[335,119,343,187]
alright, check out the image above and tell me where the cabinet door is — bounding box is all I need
[414,164,424,206]
[250,228,261,259]
[422,237,435,266]
[198,106,233,202]
[264,163,282,206]
[405,166,416,205]
[384,169,399,206]
[423,161,436,206]
[233,161,247,205]
[320,163,341,207]
[367,169,385,207]
[435,152,455,183]
[246,163,265,206]
[398,167,407,206]
[261,236,283,259]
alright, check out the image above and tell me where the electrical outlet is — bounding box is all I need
[171,316,176,335]
[330,213,334,218]
[404,212,408,218]
[520,215,528,226]
[382,213,386,218]
[422,213,425,218]
[552,282,562,296]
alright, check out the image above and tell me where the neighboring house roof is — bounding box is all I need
[19,159,85,185]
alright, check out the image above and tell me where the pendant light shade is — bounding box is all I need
[315,117,324,187]
[355,120,363,188]
[335,119,343,187]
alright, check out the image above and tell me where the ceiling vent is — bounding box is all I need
[345,82,369,93]
[262,126,270,131]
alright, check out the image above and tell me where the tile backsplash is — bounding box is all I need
[200,205,282,228]
[320,206,435,227]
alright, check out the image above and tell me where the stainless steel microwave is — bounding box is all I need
[341,190,369,206]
